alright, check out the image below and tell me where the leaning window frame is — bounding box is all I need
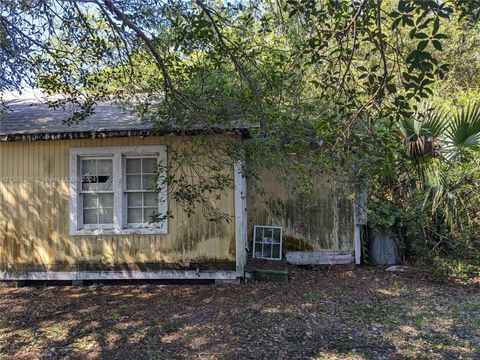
[69,145,168,236]
[252,225,283,260]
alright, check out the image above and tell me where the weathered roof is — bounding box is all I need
[0,99,254,142]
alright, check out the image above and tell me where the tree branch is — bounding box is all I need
[100,0,175,96]
[195,0,259,96]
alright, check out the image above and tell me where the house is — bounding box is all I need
[0,97,361,282]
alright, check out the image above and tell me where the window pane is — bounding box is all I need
[128,208,142,223]
[144,207,156,222]
[264,227,273,241]
[142,175,156,190]
[81,159,96,176]
[273,228,281,243]
[83,209,98,224]
[98,159,113,175]
[99,208,113,224]
[97,175,112,191]
[82,176,97,191]
[83,194,97,208]
[127,193,142,207]
[126,175,142,190]
[263,243,272,258]
[255,227,263,242]
[98,193,113,208]
[272,244,280,259]
[143,158,156,173]
[126,159,141,174]
[144,192,157,207]
[254,242,262,258]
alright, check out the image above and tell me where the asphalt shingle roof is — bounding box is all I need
[0,99,153,141]
[0,99,255,141]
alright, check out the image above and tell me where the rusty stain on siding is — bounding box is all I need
[229,235,236,257]
[248,169,355,252]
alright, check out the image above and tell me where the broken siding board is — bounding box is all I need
[285,251,354,265]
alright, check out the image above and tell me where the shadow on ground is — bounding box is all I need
[0,267,479,359]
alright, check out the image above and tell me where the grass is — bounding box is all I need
[0,267,478,359]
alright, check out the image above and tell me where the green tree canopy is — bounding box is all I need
[1,0,480,237]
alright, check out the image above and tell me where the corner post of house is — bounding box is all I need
[69,149,79,234]
[234,159,247,279]
[354,187,368,265]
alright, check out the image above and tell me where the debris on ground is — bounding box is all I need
[385,265,411,272]
[0,267,478,359]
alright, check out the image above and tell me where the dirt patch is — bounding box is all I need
[0,267,479,359]
[246,256,288,271]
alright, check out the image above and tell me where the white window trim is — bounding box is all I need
[69,145,168,236]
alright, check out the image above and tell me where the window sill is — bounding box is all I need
[70,227,168,236]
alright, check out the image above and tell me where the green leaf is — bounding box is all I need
[404,17,415,26]
[432,17,440,35]
[432,40,442,51]
[392,17,401,30]
[415,32,429,39]
[386,83,397,94]
[417,40,428,51]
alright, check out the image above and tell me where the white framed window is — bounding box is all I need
[69,146,168,235]
[124,157,159,227]
[253,225,283,260]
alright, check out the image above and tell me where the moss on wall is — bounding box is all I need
[247,168,355,251]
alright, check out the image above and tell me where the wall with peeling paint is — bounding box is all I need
[0,136,236,272]
[247,168,355,252]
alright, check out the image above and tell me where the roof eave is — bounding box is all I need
[0,127,255,142]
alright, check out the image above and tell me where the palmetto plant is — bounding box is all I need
[399,102,480,163]
[397,102,480,229]
[397,107,447,186]
[444,104,480,160]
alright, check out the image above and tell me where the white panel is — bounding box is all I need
[234,159,247,278]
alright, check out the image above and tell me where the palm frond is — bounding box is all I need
[444,102,480,159]
[397,105,448,160]
[423,184,465,231]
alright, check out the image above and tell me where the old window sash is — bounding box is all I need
[69,146,168,235]
[252,225,283,260]
[80,157,114,229]
[124,156,160,227]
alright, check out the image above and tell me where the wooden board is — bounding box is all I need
[285,251,354,265]
[0,270,237,281]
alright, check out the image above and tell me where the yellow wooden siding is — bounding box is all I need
[247,169,355,251]
[0,136,236,271]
